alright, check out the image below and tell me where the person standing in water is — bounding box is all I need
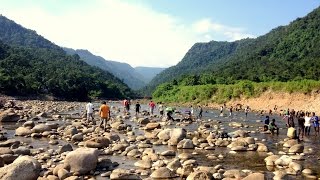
[245,106,250,117]
[149,100,156,115]
[220,106,224,114]
[297,111,305,139]
[311,112,319,136]
[304,112,312,136]
[229,106,233,117]
[263,116,270,131]
[158,102,164,118]
[85,101,95,124]
[198,106,203,119]
[99,101,110,131]
[123,99,129,115]
[135,102,141,116]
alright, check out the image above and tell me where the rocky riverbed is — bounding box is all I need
[0,100,319,180]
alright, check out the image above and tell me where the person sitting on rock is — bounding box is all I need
[268,119,279,135]
[263,116,270,131]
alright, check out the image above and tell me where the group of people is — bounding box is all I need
[294,110,319,138]
[85,101,110,131]
[263,116,279,135]
[261,108,320,139]
[84,99,205,131]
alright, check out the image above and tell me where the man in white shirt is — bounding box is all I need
[86,101,95,124]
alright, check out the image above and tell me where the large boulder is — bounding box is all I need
[71,133,83,142]
[64,148,99,175]
[242,172,265,180]
[137,118,150,125]
[57,144,73,154]
[23,121,35,128]
[150,167,177,179]
[283,139,298,148]
[168,128,186,146]
[0,110,20,122]
[230,130,249,138]
[288,144,304,153]
[145,122,161,130]
[134,159,152,169]
[264,155,280,166]
[0,148,13,155]
[110,168,141,179]
[85,137,110,148]
[287,127,296,139]
[32,124,51,133]
[177,139,194,149]
[223,169,246,179]
[0,156,41,180]
[186,171,212,180]
[157,129,171,141]
[275,155,292,167]
[15,127,32,136]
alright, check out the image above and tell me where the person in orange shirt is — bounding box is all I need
[99,101,110,131]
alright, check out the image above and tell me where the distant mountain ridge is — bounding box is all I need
[147,6,320,95]
[134,66,166,83]
[0,15,132,100]
[64,48,165,90]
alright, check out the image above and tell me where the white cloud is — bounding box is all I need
[192,18,255,41]
[0,0,255,67]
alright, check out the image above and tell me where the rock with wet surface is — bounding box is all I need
[32,124,51,133]
[15,127,32,136]
[186,171,212,180]
[168,128,186,146]
[287,127,296,139]
[64,148,99,175]
[150,167,177,179]
[85,137,110,148]
[110,168,141,180]
[242,172,265,180]
[0,156,41,180]
[0,109,20,122]
[288,144,304,153]
[177,139,194,149]
[283,139,298,148]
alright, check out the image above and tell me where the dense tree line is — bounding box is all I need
[0,42,132,100]
[146,6,320,96]
[0,15,133,100]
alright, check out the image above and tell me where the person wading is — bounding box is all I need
[99,101,110,132]
[85,101,95,125]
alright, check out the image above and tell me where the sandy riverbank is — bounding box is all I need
[208,91,320,114]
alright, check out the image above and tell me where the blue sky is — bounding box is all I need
[0,0,319,67]
[139,0,319,35]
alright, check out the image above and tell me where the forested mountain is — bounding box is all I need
[0,15,132,100]
[134,66,166,83]
[64,48,146,90]
[0,15,62,51]
[148,6,320,95]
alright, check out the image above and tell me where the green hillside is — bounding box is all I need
[150,6,320,98]
[0,15,132,100]
[64,48,147,90]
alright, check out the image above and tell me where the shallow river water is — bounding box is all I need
[1,102,320,179]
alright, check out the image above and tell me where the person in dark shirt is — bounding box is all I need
[135,102,141,116]
[198,106,203,119]
[264,116,270,131]
[297,111,305,139]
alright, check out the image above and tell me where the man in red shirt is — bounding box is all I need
[149,100,156,115]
